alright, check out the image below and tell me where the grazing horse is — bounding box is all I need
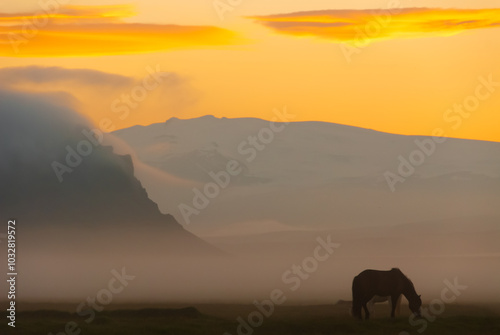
[352,268,421,320]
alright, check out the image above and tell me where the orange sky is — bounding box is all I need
[1,1,500,142]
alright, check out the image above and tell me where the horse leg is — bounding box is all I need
[390,295,400,318]
[362,301,370,320]
[367,299,375,317]
[396,295,402,316]
[352,301,362,319]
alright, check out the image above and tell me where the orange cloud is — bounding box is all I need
[248,8,500,44]
[0,5,241,57]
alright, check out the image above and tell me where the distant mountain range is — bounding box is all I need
[113,116,500,236]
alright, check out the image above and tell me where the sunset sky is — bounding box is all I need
[1,0,500,142]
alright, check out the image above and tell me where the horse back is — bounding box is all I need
[353,269,405,296]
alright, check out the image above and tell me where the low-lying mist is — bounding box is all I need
[3,227,499,307]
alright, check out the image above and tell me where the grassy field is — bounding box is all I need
[2,303,500,335]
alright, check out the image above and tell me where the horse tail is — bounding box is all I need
[351,276,362,319]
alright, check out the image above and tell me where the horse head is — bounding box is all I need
[409,294,422,317]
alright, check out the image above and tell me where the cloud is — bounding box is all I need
[248,7,500,44]
[0,66,134,87]
[0,88,91,171]
[0,4,242,57]
[0,66,199,129]
[0,5,135,25]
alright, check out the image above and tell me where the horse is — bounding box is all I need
[351,268,421,320]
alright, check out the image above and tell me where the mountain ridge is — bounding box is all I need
[113,115,500,236]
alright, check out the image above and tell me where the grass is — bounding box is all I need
[1,303,499,335]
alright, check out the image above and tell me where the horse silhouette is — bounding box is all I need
[352,268,421,320]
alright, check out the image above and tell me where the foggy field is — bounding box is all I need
[2,303,500,335]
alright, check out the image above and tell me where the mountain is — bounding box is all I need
[0,89,218,256]
[113,115,500,236]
